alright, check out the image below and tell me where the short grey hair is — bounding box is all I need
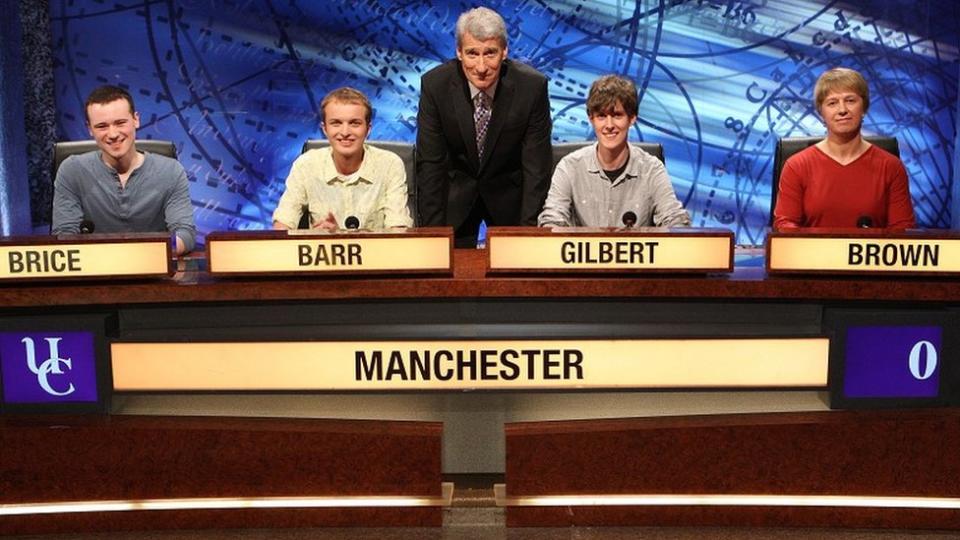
[455,7,508,49]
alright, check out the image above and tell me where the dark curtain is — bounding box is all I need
[0,1,30,234]
[21,0,56,229]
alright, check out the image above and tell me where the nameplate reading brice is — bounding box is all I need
[0,237,172,281]
[487,228,734,273]
[767,234,960,275]
[206,230,452,276]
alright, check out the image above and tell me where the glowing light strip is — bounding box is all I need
[493,487,960,510]
[0,483,453,517]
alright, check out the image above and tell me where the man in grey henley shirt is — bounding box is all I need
[52,85,196,254]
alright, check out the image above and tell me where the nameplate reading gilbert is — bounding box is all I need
[206,229,453,276]
[767,231,960,275]
[486,227,734,273]
[0,235,172,281]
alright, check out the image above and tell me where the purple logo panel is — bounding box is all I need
[0,332,99,404]
[844,326,941,399]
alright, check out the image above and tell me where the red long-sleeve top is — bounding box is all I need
[773,144,916,229]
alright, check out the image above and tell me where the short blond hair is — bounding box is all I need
[320,87,372,124]
[814,68,870,113]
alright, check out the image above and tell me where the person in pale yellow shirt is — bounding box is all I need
[272,87,412,230]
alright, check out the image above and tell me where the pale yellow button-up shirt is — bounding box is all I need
[272,144,413,229]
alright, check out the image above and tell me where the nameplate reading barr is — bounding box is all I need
[0,234,172,281]
[767,229,960,275]
[487,227,734,273]
[206,228,453,276]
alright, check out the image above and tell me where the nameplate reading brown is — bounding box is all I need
[767,230,960,275]
[487,227,734,273]
[206,228,453,276]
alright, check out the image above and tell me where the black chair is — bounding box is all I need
[551,141,665,172]
[770,135,900,225]
[52,139,177,180]
[50,140,178,228]
[300,140,416,228]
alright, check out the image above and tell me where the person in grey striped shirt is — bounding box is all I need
[538,75,690,229]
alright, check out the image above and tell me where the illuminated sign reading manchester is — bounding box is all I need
[111,338,828,391]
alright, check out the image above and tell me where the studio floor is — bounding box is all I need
[5,509,959,540]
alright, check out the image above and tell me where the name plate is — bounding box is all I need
[487,227,734,273]
[111,337,828,391]
[0,234,172,281]
[767,229,960,275]
[206,228,453,276]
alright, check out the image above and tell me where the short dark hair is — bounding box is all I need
[84,85,136,123]
[320,87,373,124]
[586,75,639,118]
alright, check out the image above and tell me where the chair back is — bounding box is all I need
[52,140,177,179]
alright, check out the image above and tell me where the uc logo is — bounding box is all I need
[22,337,76,397]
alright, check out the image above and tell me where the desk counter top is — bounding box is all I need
[1,248,958,308]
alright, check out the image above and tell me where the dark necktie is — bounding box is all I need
[474,92,491,160]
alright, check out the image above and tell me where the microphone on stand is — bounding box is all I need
[856,216,873,228]
[344,216,360,230]
[79,220,96,234]
[621,211,638,228]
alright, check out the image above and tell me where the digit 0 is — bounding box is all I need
[908,340,938,381]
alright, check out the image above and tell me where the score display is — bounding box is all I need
[843,326,941,399]
[826,309,959,409]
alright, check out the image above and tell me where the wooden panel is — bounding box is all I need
[505,409,960,528]
[0,415,443,534]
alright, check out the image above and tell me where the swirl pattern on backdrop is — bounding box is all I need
[51,0,959,244]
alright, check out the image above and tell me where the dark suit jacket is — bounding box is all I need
[415,58,553,229]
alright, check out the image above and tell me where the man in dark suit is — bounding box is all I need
[416,7,553,247]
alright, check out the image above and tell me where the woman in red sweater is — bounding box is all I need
[773,68,915,229]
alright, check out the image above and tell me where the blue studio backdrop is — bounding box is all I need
[49,0,959,245]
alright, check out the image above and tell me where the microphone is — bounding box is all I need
[621,211,637,228]
[344,216,360,230]
[79,220,96,234]
[856,215,873,228]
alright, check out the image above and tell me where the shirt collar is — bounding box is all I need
[323,145,374,186]
[467,80,498,102]
[94,150,147,180]
[326,172,371,186]
[585,143,637,184]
